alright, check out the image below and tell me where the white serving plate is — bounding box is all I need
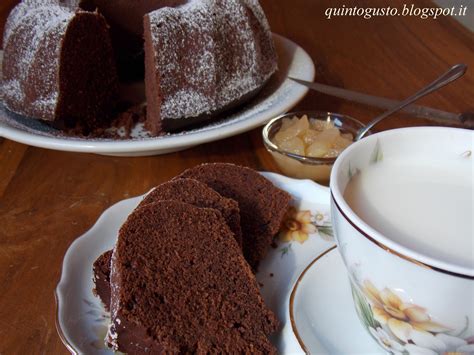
[55,172,336,354]
[0,34,314,156]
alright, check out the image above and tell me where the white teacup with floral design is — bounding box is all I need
[330,127,474,354]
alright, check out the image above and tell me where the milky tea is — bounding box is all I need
[343,157,473,269]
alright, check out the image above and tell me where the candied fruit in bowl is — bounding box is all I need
[262,112,365,184]
[272,114,353,159]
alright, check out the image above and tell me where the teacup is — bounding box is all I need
[330,127,474,354]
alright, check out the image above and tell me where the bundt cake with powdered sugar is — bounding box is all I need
[1,0,119,132]
[143,0,278,133]
[1,0,277,134]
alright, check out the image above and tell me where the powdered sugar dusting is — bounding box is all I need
[0,30,312,148]
[2,0,74,119]
[0,65,291,140]
[147,0,277,120]
[1,0,277,133]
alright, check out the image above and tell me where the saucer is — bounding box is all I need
[290,246,382,354]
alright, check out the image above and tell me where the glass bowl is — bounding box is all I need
[262,111,366,184]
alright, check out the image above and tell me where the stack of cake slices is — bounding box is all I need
[92,163,291,353]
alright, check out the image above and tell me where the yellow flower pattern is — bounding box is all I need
[277,206,333,252]
[362,280,451,342]
[279,207,316,243]
[352,279,474,354]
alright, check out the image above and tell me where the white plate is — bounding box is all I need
[0,34,314,156]
[290,246,382,354]
[55,172,336,354]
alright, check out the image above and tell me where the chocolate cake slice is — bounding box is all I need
[141,178,242,246]
[92,250,113,311]
[92,178,243,310]
[107,201,279,353]
[177,163,292,269]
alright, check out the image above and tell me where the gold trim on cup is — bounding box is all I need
[289,245,338,354]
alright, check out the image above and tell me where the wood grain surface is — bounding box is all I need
[0,0,473,353]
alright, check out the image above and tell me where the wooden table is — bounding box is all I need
[0,0,472,353]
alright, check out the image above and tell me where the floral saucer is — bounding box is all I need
[55,172,336,354]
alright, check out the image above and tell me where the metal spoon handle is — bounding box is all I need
[355,63,467,140]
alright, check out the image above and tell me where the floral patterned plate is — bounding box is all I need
[55,172,336,354]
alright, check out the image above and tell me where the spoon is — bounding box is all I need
[355,63,468,140]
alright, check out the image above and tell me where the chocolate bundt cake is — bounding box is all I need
[1,0,119,133]
[108,201,279,353]
[178,163,291,269]
[143,0,277,133]
[2,0,277,134]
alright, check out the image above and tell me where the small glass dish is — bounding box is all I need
[262,111,366,184]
